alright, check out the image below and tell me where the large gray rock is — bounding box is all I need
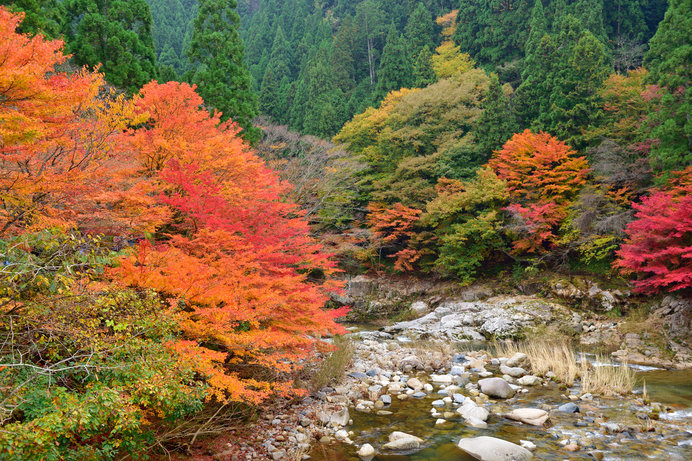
[457,436,533,460]
[505,408,549,426]
[385,296,559,341]
[478,377,515,399]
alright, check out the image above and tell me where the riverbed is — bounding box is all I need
[309,338,692,461]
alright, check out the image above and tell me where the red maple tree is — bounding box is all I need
[115,82,348,403]
[615,167,692,294]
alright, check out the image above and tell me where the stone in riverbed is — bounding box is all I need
[505,408,549,426]
[558,402,580,413]
[500,365,527,377]
[465,416,488,429]
[458,436,533,460]
[383,432,423,450]
[478,377,515,398]
[380,395,392,405]
[357,443,376,458]
[520,440,537,451]
[453,393,465,404]
[506,352,529,368]
[458,400,489,421]
[432,399,445,407]
[450,366,464,375]
[412,391,426,398]
[329,407,350,426]
[431,374,453,384]
[406,377,423,390]
[517,375,540,386]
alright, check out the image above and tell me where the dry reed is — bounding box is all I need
[495,340,635,394]
[495,339,579,386]
[579,354,635,396]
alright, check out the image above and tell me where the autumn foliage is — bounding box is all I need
[489,129,590,204]
[1,6,346,421]
[367,202,423,271]
[615,167,692,294]
[115,81,347,403]
[489,130,590,254]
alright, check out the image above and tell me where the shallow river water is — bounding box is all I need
[311,361,692,461]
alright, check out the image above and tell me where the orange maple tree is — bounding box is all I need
[115,82,348,404]
[0,8,164,235]
[489,130,590,254]
[489,129,590,205]
[367,202,424,272]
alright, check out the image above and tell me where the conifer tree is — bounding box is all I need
[474,73,518,160]
[189,0,259,141]
[375,23,413,99]
[405,2,434,56]
[413,45,437,88]
[643,0,692,171]
[65,0,158,93]
[515,0,551,127]
[546,28,610,147]
[0,0,63,37]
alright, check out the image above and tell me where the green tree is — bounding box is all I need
[65,0,158,93]
[189,0,259,141]
[405,2,434,56]
[474,73,517,160]
[0,0,64,37]
[413,45,437,87]
[515,0,552,127]
[375,23,413,99]
[642,0,692,171]
[453,0,532,68]
[544,27,611,147]
[259,25,292,121]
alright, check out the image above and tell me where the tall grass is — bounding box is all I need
[579,354,635,396]
[495,340,579,385]
[307,335,354,392]
[495,340,635,394]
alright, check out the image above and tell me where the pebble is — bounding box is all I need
[558,402,580,413]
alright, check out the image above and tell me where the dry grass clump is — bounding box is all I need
[579,354,635,396]
[495,340,634,394]
[307,335,354,392]
[495,339,580,386]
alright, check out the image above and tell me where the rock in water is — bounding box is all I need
[478,377,515,398]
[465,416,488,428]
[457,399,490,421]
[357,443,376,458]
[383,431,423,450]
[517,375,540,386]
[458,436,533,460]
[406,377,423,390]
[558,402,580,413]
[505,408,549,426]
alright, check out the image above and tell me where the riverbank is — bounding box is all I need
[308,333,692,460]
[182,274,691,460]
